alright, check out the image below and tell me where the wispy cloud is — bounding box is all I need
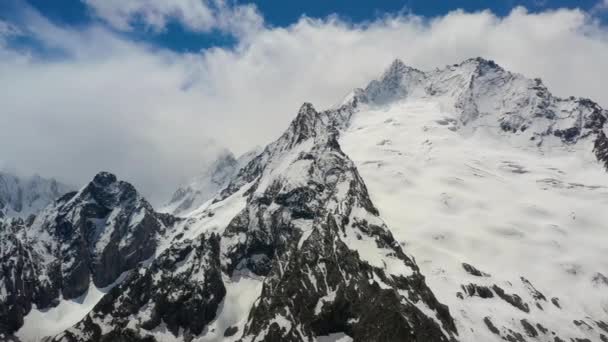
[82,0,263,37]
[0,19,22,44]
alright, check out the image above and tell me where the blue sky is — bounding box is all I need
[1,0,605,52]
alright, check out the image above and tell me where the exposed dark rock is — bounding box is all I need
[505,329,526,342]
[521,319,538,337]
[520,277,546,301]
[596,321,608,334]
[492,285,529,313]
[592,272,608,287]
[594,131,608,170]
[551,297,561,309]
[224,326,238,337]
[536,323,548,334]
[461,284,494,298]
[573,320,594,331]
[462,263,490,277]
[553,127,580,143]
[484,317,500,335]
[55,234,225,341]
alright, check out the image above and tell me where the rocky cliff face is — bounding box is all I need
[0,172,175,340]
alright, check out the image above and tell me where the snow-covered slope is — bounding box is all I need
[339,58,608,342]
[0,171,72,219]
[163,148,262,216]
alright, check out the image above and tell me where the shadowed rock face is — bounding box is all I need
[221,110,456,341]
[56,234,225,342]
[0,219,61,335]
[44,171,169,296]
[0,172,173,338]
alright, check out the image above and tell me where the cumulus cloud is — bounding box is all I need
[82,0,263,36]
[1,4,608,205]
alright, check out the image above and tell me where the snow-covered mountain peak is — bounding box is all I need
[354,57,607,151]
[91,171,117,187]
[0,171,72,219]
[362,58,425,105]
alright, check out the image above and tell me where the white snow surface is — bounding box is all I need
[340,98,608,341]
[16,272,130,342]
[196,270,264,342]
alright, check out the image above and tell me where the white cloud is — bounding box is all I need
[0,20,21,36]
[1,5,608,204]
[0,19,22,48]
[82,0,263,36]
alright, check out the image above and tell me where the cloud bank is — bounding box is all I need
[1,3,607,204]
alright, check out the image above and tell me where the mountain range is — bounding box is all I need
[1,57,607,342]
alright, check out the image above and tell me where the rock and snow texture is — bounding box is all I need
[163,148,262,216]
[2,57,608,342]
[339,58,608,341]
[52,102,457,342]
[0,172,174,341]
[0,171,72,219]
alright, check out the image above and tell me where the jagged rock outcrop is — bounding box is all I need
[0,172,175,339]
[0,218,60,337]
[56,234,225,342]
